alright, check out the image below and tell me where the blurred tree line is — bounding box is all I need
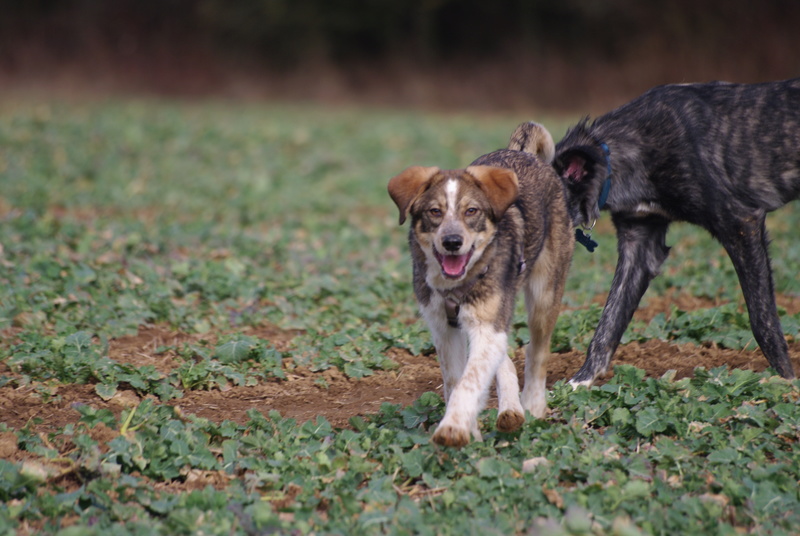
[0,0,797,108]
[2,0,797,66]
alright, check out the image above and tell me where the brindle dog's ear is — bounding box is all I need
[465,165,519,220]
[387,166,440,225]
[553,147,597,184]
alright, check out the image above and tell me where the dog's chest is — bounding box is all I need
[630,201,671,218]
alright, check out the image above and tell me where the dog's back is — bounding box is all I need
[471,149,571,262]
[573,78,800,218]
[475,121,571,268]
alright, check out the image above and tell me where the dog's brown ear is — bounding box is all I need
[466,165,519,220]
[387,166,440,225]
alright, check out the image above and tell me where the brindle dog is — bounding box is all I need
[545,78,800,385]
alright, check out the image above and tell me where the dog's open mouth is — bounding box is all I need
[434,248,474,279]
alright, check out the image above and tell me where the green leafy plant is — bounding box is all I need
[4,100,800,535]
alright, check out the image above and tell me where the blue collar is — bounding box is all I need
[575,142,612,253]
[598,142,612,209]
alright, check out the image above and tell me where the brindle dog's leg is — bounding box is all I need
[714,212,796,379]
[571,215,671,386]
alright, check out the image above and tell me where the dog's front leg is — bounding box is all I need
[432,323,508,447]
[571,216,670,387]
[430,326,468,405]
[421,299,468,404]
[495,355,525,432]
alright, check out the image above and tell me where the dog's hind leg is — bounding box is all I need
[520,302,555,418]
[715,213,796,379]
[520,250,568,417]
[571,216,671,387]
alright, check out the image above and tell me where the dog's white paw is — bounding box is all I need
[521,387,548,419]
[496,409,525,432]
[432,423,472,448]
[568,378,593,390]
[523,401,547,420]
[432,413,483,446]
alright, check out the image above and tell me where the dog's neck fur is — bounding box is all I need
[558,119,653,224]
[435,233,528,328]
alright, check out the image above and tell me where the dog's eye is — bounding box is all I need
[429,208,442,217]
[465,207,479,216]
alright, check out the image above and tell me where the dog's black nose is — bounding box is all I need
[442,235,463,252]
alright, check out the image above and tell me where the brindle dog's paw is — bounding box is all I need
[432,424,471,448]
[496,409,525,432]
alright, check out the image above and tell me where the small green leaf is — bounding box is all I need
[400,450,425,478]
[476,457,510,478]
[611,407,631,426]
[95,383,117,401]
[635,407,668,437]
[214,339,254,364]
[707,447,739,464]
[401,407,427,429]
[343,360,372,378]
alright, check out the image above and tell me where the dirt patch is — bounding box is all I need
[0,324,444,432]
[216,337,796,429]
[3,289,800,456]
[0,431,19,458]
[634,291,800,323]
[167,347,443,427]
[2,305,798,504]
[0,383,101,436]
[103,323,300,375]
[2,311,798,436]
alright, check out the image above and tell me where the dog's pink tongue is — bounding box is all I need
[442,254,469,276]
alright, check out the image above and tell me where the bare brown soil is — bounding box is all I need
[3,295,800,438]
[3,294,799,517]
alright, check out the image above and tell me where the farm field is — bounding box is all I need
[0,99,799,535]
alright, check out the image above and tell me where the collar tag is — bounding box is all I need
[444,297,460,328]
[575,228,598,252]
[438,265,489,329]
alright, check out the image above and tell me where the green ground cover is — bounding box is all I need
[0,100,798,535]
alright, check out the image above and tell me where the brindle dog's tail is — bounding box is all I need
[508,122,555,164]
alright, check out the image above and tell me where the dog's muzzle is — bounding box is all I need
[434,246,474,279]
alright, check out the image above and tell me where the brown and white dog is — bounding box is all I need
[388,123,574,447]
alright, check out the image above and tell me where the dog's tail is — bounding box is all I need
[508,122,555,164]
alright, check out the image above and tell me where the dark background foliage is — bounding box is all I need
[1,0,799,110]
